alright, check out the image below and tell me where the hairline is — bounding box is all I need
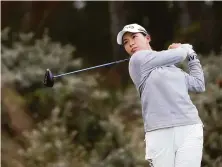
[122,32,148,44]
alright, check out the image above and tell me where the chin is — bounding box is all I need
[130,52,134,56]
[131,50,139,55]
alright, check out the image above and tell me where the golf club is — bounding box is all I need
[43,58,129,87]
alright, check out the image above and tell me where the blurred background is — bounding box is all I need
[1,1,222,167]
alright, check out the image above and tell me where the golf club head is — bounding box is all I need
[43,69,54,87]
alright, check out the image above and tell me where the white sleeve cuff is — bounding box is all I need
[180,44,195,55]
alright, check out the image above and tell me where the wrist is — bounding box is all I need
[187,52,198,61]
[180,44,194,55]
[180,44,197,61]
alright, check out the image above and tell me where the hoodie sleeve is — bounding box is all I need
[183,53,205,92]
[132,47,187,73]
[129,48,188,92]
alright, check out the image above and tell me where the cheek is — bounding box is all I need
[135,40,144,48]
[139,40,147,48]
[124,45,131,53]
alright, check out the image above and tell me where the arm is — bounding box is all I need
[133,47,188,72]
[184,52,205,92]
[168,43,205,92]
[179,44,205,92]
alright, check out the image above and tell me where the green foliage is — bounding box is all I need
[1,28,222,167]
[17,108,87,167]
[1,27,81,90]
[190,54,222,167]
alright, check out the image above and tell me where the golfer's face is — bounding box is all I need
[123,32,150,56]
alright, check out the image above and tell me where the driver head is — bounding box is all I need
[43,69,54,87]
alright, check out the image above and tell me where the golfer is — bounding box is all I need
[117,24,205,167]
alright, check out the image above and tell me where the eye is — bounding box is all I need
[132,35,137,38]
[123,41,128,45]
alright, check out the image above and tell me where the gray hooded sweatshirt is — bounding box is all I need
[128,47,205,132]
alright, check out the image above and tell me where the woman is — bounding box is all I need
[117,23,205,167]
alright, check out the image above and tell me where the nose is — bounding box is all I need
[129,40,135,48]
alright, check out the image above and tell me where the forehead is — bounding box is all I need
[123,32,139,40]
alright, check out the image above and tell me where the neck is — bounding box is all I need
[147,44,152,50]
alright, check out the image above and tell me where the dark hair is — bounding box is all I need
[141,32,148,36]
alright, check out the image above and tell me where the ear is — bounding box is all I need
[146,35,151,44]
[146,35,151,43]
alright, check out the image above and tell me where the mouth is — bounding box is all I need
[131,47,138,53]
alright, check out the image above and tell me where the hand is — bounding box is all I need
[168,43,182,49]
[181,44,197,61]
[181,44,195,55]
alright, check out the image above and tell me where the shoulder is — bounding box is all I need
[132,50,154,57]
[130,50,154,64]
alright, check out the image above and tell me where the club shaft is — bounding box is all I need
[53,58,129,78]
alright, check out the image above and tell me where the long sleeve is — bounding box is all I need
[129,48,188,96]
[128,47,204,132]
[184,53,205,92]
[132,48,187,73]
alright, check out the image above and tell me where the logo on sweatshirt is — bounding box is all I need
[147,159,154,167]
[188,53,197,61]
